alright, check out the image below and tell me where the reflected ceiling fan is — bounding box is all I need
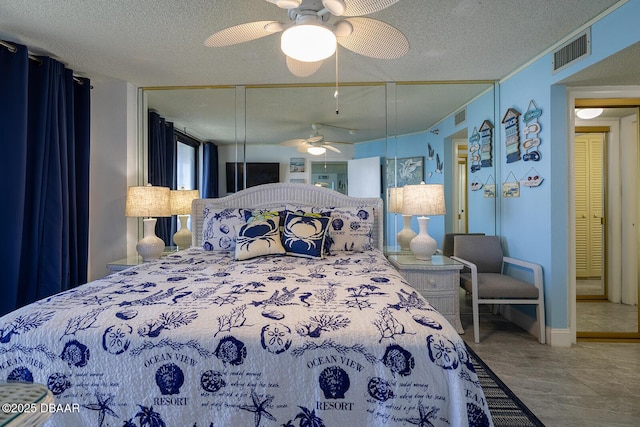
[204,0,409,77]
[280,122,355,155]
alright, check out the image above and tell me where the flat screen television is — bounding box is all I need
[226,162,280,193]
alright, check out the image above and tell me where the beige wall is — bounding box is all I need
[88,79,138,280]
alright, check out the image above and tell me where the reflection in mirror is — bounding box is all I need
[574,106,639,335]
[311,162,348,194]
[143,81,497,251]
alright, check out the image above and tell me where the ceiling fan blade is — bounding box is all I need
[280,138,306,146]
[342,0,399,17]
[204,21,280,47]
[286,56,324,77]
[297,144,311,153]
[337,17,409,59]
[324,145,342,153]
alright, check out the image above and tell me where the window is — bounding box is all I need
[175,130,200,191]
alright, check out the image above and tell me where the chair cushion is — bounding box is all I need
[453,235,503,273]
[460,272,539,299]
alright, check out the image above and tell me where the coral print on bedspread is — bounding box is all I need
[0,248,492,427]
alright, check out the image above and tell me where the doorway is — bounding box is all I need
[574,102,640,339]
[311,161,348,194]
[574,132,606,300]
[453,140,468,233]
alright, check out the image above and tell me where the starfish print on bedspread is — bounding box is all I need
[83,392,119,427]
[405,401,440,427]
[250,287,299,307]
[239,389,276,427]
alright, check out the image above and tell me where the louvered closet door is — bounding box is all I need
[575,134,604,278]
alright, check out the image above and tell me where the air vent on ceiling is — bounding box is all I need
[552,28,591,73]
[454,109,466,126]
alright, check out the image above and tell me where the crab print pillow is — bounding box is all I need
[234,217,285,261]
[281,212,331,258]
[202,207,247,251]
[328,206,375,252]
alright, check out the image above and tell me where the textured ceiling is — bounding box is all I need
[0,0,629,144]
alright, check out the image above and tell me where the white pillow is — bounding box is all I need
[234,218,285,260]
[328,206,375,252]
[202,207,247,250]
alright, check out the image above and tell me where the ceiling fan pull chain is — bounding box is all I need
[335,46,340,115]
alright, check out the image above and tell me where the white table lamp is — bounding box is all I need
[401,182,446,260]
[389,187,416,251]
[126,184,171,261]
[170,188,200,249]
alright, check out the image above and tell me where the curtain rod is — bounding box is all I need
[1,39,86,85]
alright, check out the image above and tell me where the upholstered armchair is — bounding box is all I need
[451,235,546,344]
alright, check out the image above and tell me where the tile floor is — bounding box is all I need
[459,291,640,427]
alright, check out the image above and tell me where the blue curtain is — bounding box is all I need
[0,42,91,316]
[148,111,175,245]
[202,142,219,198]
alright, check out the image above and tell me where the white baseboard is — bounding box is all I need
[500,306,572,347]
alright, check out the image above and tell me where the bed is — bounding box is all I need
[0,183,493,426]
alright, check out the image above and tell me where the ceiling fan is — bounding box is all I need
[204,0,409,77]
[279,122,355,154]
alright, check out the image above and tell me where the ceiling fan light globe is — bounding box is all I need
[281,24,336,62]
[307,146,327,155]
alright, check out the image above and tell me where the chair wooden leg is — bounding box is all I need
[537,304,546,344]
[473,302,480,343]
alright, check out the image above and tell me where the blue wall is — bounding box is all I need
[356,0,640,337]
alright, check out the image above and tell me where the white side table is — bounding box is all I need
[107,246,179,273]
[387,254,464,334]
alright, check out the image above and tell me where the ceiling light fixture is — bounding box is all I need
[576,108,604,119]
[281,17,336,62]
[307,146,327,155]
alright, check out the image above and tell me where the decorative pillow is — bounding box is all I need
[234,218,285,261]
[286,204,375,252]
[285,204,334,254]
[328,206,375,252]
[244,208,286,226]
[202,207,247,251]
[281,212,331,259]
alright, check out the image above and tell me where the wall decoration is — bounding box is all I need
[290,158,305,172]
[469,127,481,172]
[479,120,493,168]
[428,153,443,177]
[386,157,424,187]
[502,171,520,197]
[427,143,435,160]
[471,176,483,191]
[520,167,543,187]
[483,175,495,198]
[502,108,521,163]
[522,100,542,162]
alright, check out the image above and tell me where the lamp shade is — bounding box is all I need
[388,187,404,213]
[401,182,446,216]
[125,184,171,218]
[170,189,200,215]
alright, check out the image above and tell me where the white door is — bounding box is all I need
[348,156,381,197]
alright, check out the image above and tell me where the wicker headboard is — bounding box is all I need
[192,183,384,251]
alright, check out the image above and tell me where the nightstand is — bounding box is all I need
[106,246,179,273]
[387,254,464,334]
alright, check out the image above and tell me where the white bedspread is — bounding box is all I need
[0,249,492,426]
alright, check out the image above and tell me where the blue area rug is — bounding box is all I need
[467,345,545,427]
